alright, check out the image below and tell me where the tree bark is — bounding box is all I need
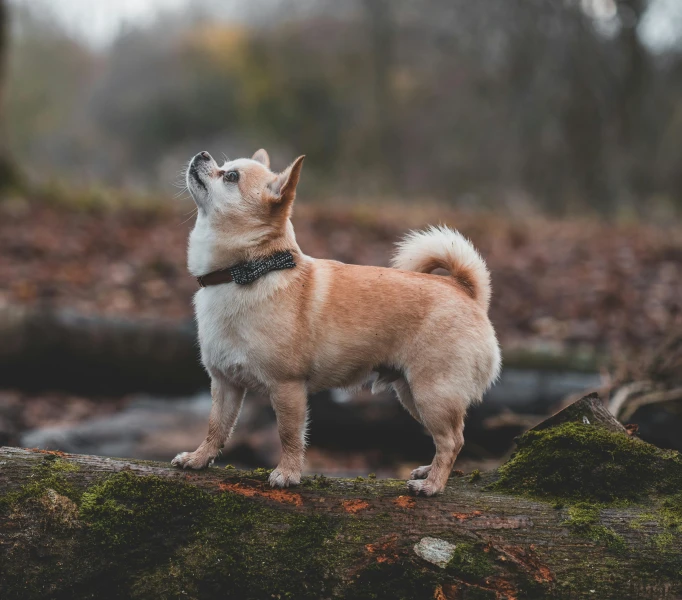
[1,395,680,599]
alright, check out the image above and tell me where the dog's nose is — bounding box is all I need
[198,151,211,161]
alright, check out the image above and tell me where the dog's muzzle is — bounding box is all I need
[188,151,213,191]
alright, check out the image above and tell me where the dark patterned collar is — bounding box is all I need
[196,250,296,288]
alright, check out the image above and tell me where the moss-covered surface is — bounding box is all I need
[492,422,682,503]
[1,437,681,599]
[0,454,81,514]
[489,421,682,596]
[0,454,555,600]
[562,503,627,552]
[445,542,494,580]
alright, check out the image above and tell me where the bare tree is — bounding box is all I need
[0,0,18,189]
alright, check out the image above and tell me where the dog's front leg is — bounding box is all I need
[172,375,245,469]
[269,381,308,488]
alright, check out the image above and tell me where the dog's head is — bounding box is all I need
[186,149,304,241]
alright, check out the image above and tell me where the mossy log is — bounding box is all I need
[1,394,681,600]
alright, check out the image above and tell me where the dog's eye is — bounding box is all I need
[223,170,239,183]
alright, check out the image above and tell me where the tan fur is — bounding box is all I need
[173,149,501,496]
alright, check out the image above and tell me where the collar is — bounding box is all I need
[196,250,296,288]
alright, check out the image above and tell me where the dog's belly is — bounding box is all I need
[305,362,374,393]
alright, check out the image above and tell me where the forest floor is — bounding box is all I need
[1,194,680,360]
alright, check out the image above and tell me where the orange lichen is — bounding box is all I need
[30,448,67,457]
[452,510,482,520]
[393,495,416,509]
[341,499,370,513]
[218,482,303,506]
[365,536,399,564]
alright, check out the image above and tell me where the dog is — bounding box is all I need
[172,149,501,496]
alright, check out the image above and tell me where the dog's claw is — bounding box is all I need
[171,451,213,470]
[407,479,441,497]
[410,465,432,480]
[171,452,190,468]
[269,467,301,488]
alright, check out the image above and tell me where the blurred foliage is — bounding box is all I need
[4,0,682,216]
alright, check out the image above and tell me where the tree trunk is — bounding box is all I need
[0,0,19,189]
[1,395,680,599]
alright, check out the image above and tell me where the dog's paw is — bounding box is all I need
[410,465,432,480]
[269,467,301,488]
[407,479,442,497]
[171,451,214,470]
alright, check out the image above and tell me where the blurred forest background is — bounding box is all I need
[1,0,681,477]
[4,0,682,215]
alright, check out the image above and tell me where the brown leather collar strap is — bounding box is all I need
[197,250,296,288]
[196,269,234,288]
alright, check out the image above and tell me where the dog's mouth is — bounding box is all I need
[188,162,207,192]
[187,151,215,195]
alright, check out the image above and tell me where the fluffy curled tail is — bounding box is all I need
[391,225,491,310]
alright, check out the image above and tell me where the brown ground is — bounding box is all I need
[1,198,680,359]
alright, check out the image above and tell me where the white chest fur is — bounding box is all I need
[192,266,301,389]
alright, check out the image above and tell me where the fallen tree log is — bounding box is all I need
[0,305,204,395]
[1,394,681,600]
[0,305,601,396]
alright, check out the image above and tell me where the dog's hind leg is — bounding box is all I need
[172,374,245,469]
[391,378,433,480]
[392,377,422,423]
[405,378,466,496]
[269,381,308,488]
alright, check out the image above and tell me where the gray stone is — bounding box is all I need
[413,537,457,568]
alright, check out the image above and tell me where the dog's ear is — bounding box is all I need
[268,155,305,209]
[252,149,270,169]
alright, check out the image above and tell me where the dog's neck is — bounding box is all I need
[188,213,301,278]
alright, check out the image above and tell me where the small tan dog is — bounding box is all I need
[172,149,501,496]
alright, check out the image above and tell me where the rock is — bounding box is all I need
[413,537,458,568]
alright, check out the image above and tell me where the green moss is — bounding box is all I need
[79,471,211,547]
[446,542,494,580]
[562,503,626,552]
[469,469,482,483]
[131,485,342,599]
[654,532,675,550]
[302,473,331,489]
[628,511,657,530]
[42,455,80,472]
[493,422,682,503]
[660,493,682,531]
[0,456,81,514]
[564,503,600,528]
